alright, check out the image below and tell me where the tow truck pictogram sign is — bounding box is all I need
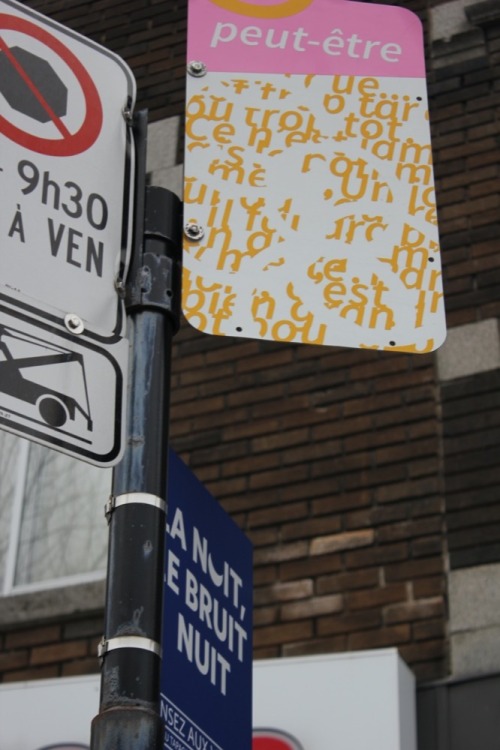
[0,0,136,465]
[0,303,126,466]
[0,322,93,432]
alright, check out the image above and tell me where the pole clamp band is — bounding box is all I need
[105,492,165,521]
[98,635,162,661]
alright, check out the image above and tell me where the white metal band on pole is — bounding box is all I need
[98,636,162,659]
[109,492,166,513]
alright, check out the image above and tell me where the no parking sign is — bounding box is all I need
[0,13,102,156]
[0,0,135,335]
[0,0,136,465]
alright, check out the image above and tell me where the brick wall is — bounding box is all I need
[0,617,102,682]
[167,302,447,680]
[430,6,500,573]
[443,369,500,570]
[1,0,497,689]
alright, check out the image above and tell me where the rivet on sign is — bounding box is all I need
[188,60,207,77]
[64,313,85,335]
[184,222,205,242]
[122,95,133,123]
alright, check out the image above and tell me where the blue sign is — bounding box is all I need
[161,449,253,750]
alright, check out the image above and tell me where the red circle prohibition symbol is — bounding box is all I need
[0,13,103,156]
[253,730,304,750]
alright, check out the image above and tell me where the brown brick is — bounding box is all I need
[311,451,371,478]
[253,646,280,660]
[253,607,278,627]
[237,348,294,374]
[375,438,437,466]
[250,464,310,491]
[344,508,375,530]
[377,517,442,544]
[283,635,347,657]
[0,649,29,672]
[3,665,59,682]
[251,393,310,420]
[227,382,285,409]
[317,610,382,637]
[345,542,409,569]
[375,478,440,504]
[469,178,500,199]
[347,583,407,611]
[384,556,443,582]
[348,624,411,650]
[283,439,345,470]
[412,497,443,518]
[399,638,446,665]
[248,501,308,529]
[254,541,308,566]
[31,640,88,666]
[282,515,342,542]
[222,417,283,442]
[62,618,103,641]
[206,476,248,501]
[316,568,379,596]
[311,489,372,515]
[281,594,343,622]
[253,620,313,648]
[280,552,342,582]
[221,452,281,480]
[62,658,100,677]
[384,597,445,625]
[412,576,445,598]
[254,579,313,606]
[5,625,61,650]
[205,340,259,366]
[312,414,373,442]
[247,527,279,548]
[251,427,309,453]
[170,394,225,420]
[411,536,443,558]
[413,659,448,683]
[368,504,409,527]
[254,566,278,587]
[311,529,375,556]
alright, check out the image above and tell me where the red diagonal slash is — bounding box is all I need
[0,33,71,137]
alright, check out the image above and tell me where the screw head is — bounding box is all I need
[188,60,207,77]
[64,313,84,335]
[184,222,205,242]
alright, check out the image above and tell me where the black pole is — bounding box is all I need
[91,110,182,750]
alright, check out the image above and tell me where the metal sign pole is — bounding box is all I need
[91,110,182,750]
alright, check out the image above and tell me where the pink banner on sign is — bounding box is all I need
[187,0,426,78]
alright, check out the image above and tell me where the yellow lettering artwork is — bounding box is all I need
[183,72,445,351]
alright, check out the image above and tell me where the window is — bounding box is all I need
[0,432,110,595]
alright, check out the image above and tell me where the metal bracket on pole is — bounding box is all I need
[98,636,162,661]
[125,185,182,330]
[105,492,166,521]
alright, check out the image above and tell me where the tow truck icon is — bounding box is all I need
[0,323,93,432]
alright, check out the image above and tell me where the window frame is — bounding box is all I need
[1,437,108,598]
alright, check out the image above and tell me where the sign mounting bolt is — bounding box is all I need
[187,60,207,77]
[64,313,85,335]
[122,95,133,123]
[184,222,205,242]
